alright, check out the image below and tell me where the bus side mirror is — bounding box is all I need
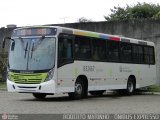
[2,37,11,48]
[11,41,15,51]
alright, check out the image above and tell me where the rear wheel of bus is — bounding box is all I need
[126,77,136,95]
[117,76,136,95]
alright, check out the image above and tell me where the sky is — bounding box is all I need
[0,0,160,27]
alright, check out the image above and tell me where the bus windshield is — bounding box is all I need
[9,37,56,71]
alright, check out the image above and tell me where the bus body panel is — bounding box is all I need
[7,79,56,93]
[57,61,156,93]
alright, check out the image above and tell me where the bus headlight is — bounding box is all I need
[45,69,54,81]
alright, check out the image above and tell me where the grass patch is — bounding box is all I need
[147,85,160,92]
[0,82,6,89]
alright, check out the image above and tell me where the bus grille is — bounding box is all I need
[9,72,48,84]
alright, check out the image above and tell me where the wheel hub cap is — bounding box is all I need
[75,83,82,94]
[128,82,133,92]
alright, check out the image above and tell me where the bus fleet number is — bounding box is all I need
[83,66,95,72]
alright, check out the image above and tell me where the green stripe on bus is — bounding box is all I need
[9,72,48,84]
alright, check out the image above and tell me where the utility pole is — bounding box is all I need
[60,17,69,23]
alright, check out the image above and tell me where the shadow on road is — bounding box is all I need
[18,91,156,102]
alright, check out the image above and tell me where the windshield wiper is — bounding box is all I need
[31,42,34,59]
[19,37,29,59]
[24,42,28,58]
[30,36,45,59]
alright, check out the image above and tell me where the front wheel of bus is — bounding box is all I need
[33,93,46,99]
[68,79,85,99]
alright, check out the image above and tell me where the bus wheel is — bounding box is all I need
[126,77,135,95]
[33,93,46,99]
[68,78,85,99]
[89,90,105,96]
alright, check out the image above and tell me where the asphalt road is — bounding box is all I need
[0,91,160,114]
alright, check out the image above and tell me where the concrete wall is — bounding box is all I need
[0,27,14,52]
[1,19,160,83]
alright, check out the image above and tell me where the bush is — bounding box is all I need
[105,2,160,21]
[0,52,8,82]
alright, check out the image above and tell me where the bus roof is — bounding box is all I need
[14,25,155,46]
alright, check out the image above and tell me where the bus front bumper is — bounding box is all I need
[7,79,56,94]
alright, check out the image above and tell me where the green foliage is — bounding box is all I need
[0,82,6,89]
[105,2,160,21]
[147,85,160,92]
[78,17,92,22]
[0,52,8,82]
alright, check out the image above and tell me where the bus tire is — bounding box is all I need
[68,78,85,99]
[126,77,136,95]
[89,90,105,96]
[33,93,46,99]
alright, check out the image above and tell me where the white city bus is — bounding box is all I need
[3,26,156,99]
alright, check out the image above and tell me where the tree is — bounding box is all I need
[78,17,92,22]
[0,52,7,82]
[105,2,160,21]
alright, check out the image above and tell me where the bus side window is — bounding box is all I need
[144,46,155,65]
[58,37,73,67]
[92,38,106,61]
[144,47,149,64]
[74,36,92,60]
[107,41,119,62]
[75,44,80,58]
[149,47,155,64]
[120,42,132,62]
[138,46,143,64]
[132,45,139,63]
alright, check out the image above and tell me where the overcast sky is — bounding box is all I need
[0,0,160,27]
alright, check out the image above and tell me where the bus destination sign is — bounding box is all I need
[12,27,57,37]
